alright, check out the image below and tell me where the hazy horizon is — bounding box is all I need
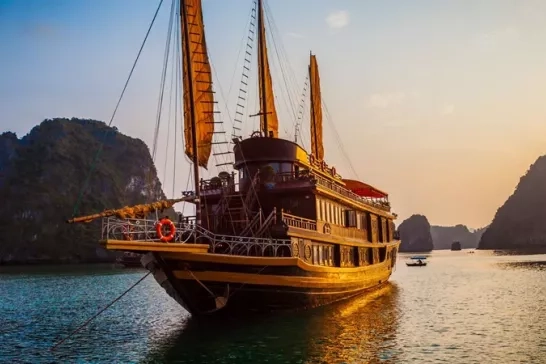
[2,0,546,229]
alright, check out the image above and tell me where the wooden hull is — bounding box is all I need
[139,245,398,316]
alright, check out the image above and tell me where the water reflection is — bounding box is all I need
[142,283,401,364]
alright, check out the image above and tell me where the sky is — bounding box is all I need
[1,0,546,229]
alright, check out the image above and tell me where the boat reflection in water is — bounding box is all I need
[144,283,401,363]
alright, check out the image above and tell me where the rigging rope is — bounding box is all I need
[49,272,151,351]
[71,0,164,218]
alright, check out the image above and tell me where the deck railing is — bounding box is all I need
[281,211,317,231]
[198,171,390,212]
[311,173,390,210]
[102,217,292,257]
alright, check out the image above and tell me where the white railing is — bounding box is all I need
[102,217,292,257]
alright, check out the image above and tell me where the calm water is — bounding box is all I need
[1,251,545,363]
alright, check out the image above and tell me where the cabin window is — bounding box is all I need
[379,247,387,262]
[367,248,374,264]
[320,200,326,221]
[360,213,368,232]
[319,246,324,265]
[279,163,292,174]
[344,210,357,227]
[313,245,319,264]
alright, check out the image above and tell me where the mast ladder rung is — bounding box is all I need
[203,111,221,114]
[235,111,243,115]
[240,89,247,93]
[212,141,228,145]
[214,151,233,156]
[233,126,241,131]
[216,162,233,167]
[238,96,245,100]
[206,121,224,124]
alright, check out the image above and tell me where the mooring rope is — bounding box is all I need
[50,272,151,351]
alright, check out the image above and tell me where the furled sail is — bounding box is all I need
[181,0,214,168]
[309,53,324,160]
[257,0,279,138]
[66,198,192,224]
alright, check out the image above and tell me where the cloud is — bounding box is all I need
[441,104,455,115]
[286,32,305,39]
[472,27,519,49]
[326,10,349,29]
[366,92,407,109]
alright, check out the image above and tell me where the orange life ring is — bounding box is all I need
[156,218,176,242]
[331,167,336,176]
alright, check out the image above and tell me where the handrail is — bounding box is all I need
[102,217,292,257]
[281,211,317,231]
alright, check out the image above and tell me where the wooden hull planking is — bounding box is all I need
[127,240,399,316]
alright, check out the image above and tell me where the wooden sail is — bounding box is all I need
[257,0,279,138]
[181,0,214,169]
[309,53,324,161]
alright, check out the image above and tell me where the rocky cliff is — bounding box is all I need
[0,118,169,264]
[430,225,486,250]
[478,155,546,250]
[397,214,434,252]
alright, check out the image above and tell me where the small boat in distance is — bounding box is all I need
[406,256,427,267]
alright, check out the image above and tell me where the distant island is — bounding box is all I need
[396,215,485,252]
[430,225,486,250]
[397,214,434,252]
[451,241,461,251]
[0,118,171,265]
[478,155,546,251]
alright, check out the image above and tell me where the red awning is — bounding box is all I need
[342,179,388,198]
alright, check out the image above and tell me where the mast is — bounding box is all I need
[256,0,279,138]
[309,52,324,161]
[257,0,268,136]
[180,0,215,225]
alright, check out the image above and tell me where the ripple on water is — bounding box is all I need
[0,253,545,363]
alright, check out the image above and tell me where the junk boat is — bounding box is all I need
[68,0,401,316]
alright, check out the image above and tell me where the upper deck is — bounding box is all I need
[225,136,391,214]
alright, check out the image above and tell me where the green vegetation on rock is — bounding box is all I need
[0,118,171,264]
